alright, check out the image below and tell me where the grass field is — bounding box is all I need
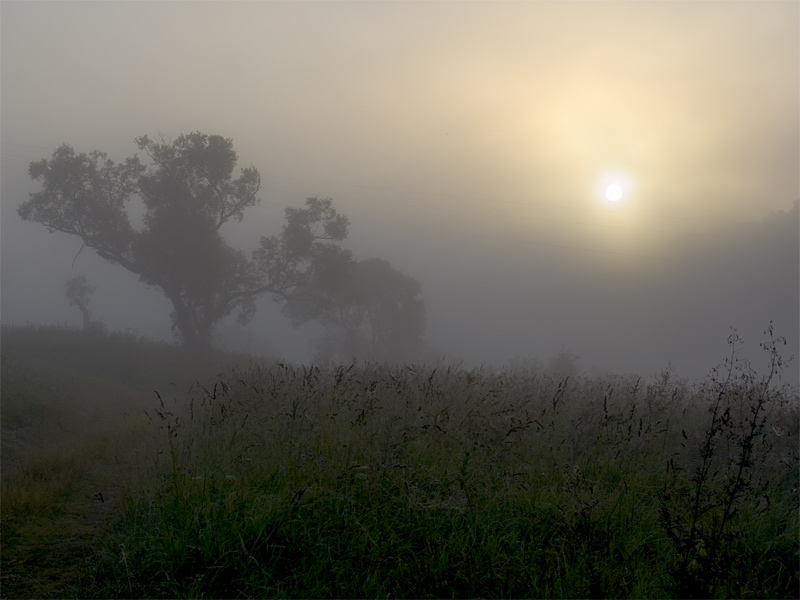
[1,324,797,598]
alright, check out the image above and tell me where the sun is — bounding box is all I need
[605,184,623,202]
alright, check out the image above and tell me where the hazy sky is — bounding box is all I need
[2,1,798,382]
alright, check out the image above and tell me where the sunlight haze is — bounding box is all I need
[2,1,797,381]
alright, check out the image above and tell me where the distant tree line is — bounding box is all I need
[20,132,425,361]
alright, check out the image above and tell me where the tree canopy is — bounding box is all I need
[19,132,351,348]
[285,257,426,362]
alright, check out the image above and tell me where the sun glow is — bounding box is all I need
[605,184,623,202]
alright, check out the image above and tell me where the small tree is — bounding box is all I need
[286,257,426,362]
[548,346,582,377]
[19,133,351,348]
[65,275,102,332]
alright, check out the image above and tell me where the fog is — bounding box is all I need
[2,1,798,383]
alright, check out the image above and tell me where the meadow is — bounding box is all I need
[1,325,797,598]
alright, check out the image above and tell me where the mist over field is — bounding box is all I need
[2,1,798,383]
[2,5,799,596]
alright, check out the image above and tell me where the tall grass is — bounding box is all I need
[1,324,266,597]
[1,324,260,470]
[84,326,798,598]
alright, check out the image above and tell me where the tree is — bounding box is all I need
[19,132,351,348]
[286,257,426,362]
[65,275,103,332]
[548,346,582,377]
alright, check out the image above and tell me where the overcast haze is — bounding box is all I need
[2,1,798,382]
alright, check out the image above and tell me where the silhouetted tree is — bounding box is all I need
[19,133,351,348]
[286,257,426,362]
[548,346,582,377]
[64,275,103,332]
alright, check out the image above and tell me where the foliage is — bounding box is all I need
[658,323,797,598]
[286,257,426,362]
[18,133,351,348]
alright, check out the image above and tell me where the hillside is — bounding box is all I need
[1,325,257,472]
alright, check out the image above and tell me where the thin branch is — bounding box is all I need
[71,243,87,269]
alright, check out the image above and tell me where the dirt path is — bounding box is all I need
[1,418,153,599]
[1,490,121,598]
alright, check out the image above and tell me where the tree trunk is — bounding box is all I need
[164,288,211,350]
[80,307,92,332]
